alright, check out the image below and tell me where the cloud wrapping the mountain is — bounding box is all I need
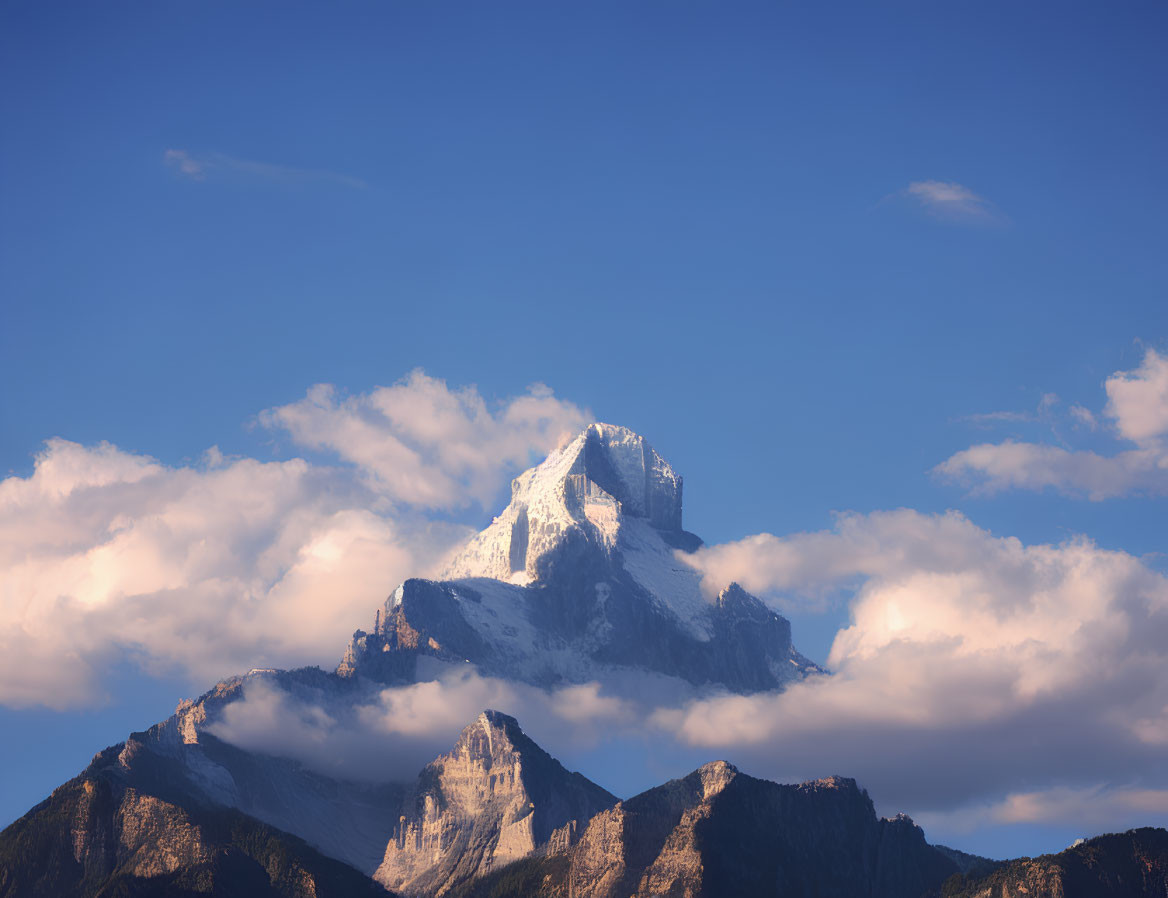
[211,505,1168,832]
[670,509,1168,823]
[208,669,636,783]
[0,375,587,709]
[937,347,1168,497]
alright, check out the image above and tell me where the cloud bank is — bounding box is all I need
[672,509,1168,828]
[0,374,587,709]
[937,347,1168,498]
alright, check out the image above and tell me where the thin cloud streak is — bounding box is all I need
[164,148,368,189]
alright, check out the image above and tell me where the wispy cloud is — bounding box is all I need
[164,148,368,189]
[904,179,997,222]
[961,392,1060,429]
[164,149,207,179]
[936,347,1168,498]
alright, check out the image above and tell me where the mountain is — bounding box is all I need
[338,423,821,694]
[3,423,824,894]
[374,711,616,895]
[937,828,1168,897]
[80,670,407,877]
[13,422,1163,896]
[449,762,961,898]
[6,695,1167,897]
[0,701,614,897]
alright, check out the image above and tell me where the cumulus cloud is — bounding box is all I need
[937,347,1168,498]
[669,509,1168,830]
[0,374,589,709]
[0,439,451,709]
[904,180,997,222]
[259,372,589,508]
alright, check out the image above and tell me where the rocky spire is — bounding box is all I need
[374,710,617,896]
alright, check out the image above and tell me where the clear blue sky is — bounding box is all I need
[2,0,1166,861]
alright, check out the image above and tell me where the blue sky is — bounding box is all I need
[2,0,1167,860]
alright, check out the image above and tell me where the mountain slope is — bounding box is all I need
[339,423,821,693]
[0,753,391,898]
[86,669,407,876]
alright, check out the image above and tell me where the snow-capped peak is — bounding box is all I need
[442,423,683,584]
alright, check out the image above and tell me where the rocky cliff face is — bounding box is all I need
[454,763,960,898]
[339,423,822,694]
[940,828,1168,898]
[375,711,616,896]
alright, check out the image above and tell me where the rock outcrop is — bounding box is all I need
[375,711,616,896]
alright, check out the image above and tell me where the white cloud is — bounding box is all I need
[209,669,636,783]
[0,440,448,709]
[1107,347,1168,447]
[0,374,589,709]
[164,148,367,189]
[937,348,1168,498]
[905,180,996,222]
[669,510,1168,827]
[259,371,589,509]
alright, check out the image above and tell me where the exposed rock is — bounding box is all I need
[454,766,960,898]
[374,711,616,896]
[0,765,391,897]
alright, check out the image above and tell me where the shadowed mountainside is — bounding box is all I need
[0,754,391,898]
[449,761,961,898]
[934,827,1168,898]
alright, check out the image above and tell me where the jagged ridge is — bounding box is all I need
[451,764,961,898]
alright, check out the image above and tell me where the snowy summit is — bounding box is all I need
[340,423,821,693]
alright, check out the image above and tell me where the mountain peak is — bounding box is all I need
[376,710,617,895]
[695,760,739,799]
[455,709,525,760]
[442,422,683,583]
